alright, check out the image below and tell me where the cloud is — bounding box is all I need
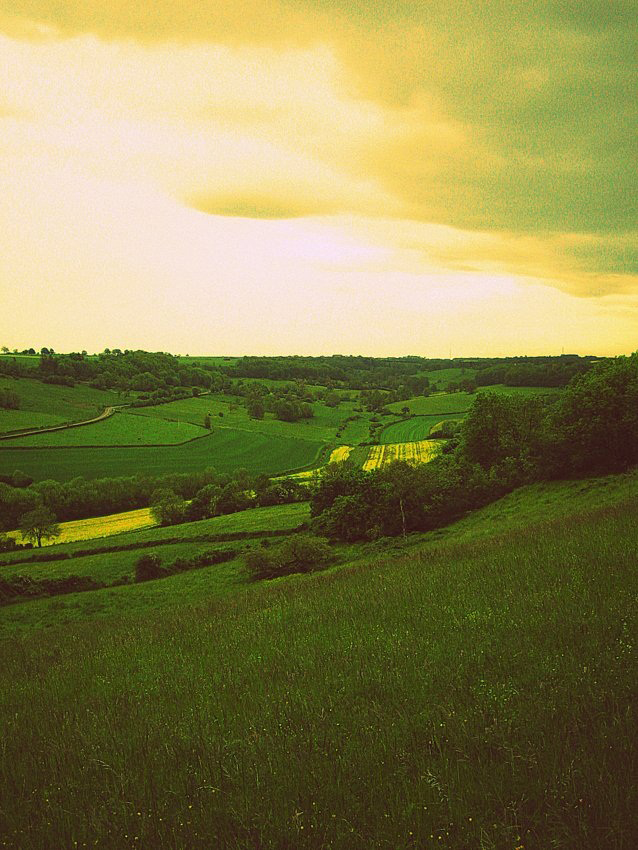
[2,2,636,238]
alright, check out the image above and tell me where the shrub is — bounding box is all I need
[134,553,163,582]
[246,534,334,581]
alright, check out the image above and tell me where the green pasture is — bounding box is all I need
[387,390,476,415]
[0,377,120,433]
[418,366,477,388]
[0,472,635,848]
[388,384,561,416]
[0,553,246,636]
[177,356,238,367]
[0,411,204,447]
[0,540,243,585]
[0,354,40,369]
[132,395,371,444]
[0,429,323,482]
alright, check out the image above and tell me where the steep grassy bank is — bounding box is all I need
[1,480,635,848]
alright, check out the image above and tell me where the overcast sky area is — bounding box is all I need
[1,1,636,356]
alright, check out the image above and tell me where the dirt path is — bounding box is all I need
[0,405,125,441]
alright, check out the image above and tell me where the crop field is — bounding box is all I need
[176,356,238,367]
[0,377,120,433]
[363,439,440,470]
[0,429,323,482]
[329,445,352,463]
[0,411,204,447]
[379,414,465,443]
[7,506,157,547]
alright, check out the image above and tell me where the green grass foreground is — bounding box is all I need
[1,483,636,848]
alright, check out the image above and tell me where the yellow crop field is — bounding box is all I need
[329,445,352,464]
[363,439,440,471]
[8,506,157,547]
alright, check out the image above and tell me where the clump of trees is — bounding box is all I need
[245,534,334,581]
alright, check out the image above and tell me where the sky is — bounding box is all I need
[0,1,636,356]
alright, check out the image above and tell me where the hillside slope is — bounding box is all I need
[1,472,636,848]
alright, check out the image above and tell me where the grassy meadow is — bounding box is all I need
[0,411,205,446]
[0,472,635,848]
[0,377,121,433]
[387,385,561,416]
[133,396,373,444]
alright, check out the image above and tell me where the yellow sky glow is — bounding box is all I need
[0,3,636,356]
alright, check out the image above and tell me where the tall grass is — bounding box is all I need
[1,496,635,848]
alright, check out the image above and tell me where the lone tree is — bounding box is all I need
[19,507,61,547]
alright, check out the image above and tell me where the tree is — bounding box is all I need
[19,507,61,547]
[150,489,187,526]
[135,553,163,582]
[203,413,212,429]
[247,398,265,419]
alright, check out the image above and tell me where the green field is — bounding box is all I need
[133,395,372,444]
[419,366,477,388]
[0,539,241,585]
[379,413,466,443]
[0,377,120,433]
[388,385,561,416]
[0,411,204,446]
[0,429,323,482]
[0,501,311,566]
[0,472,635,848]
[0,354,40,369]
[0,502,311,634]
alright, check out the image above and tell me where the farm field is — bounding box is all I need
[7,506,157,547]
[132,395,373,444]
[0,472,634,847]
[0,377,121,433]
[0,502,311,566]
[0,429,323,482]
[362,439,440,470]
[0,411,204,447]
[379,413,465,443]
[387,384,561,416]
